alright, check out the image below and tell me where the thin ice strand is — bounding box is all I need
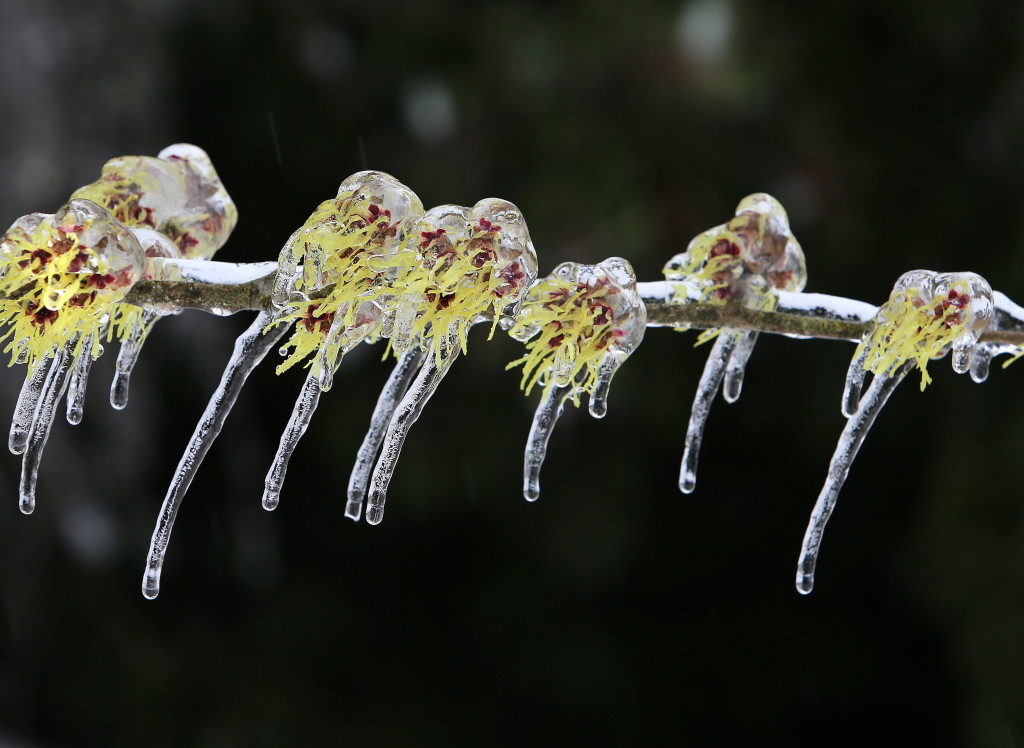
[10,356,53,455]
[66,336,97,425]
[364,326,461,525]
[346,349,425,521]
[679,330,740,494]
[841,344,869,418]
[722,330,758,404]
[20,344,76,514]
[111,310,159,409]
[142,311,288,600]
[795,361,913,595]
[524,383,574,501]
[262,370,325,511]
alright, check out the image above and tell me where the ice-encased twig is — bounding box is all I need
[262,371,323,511]
[142,311,288,600]
[10,356,53,455]
[364,325,461,525]
[722,330,757,404]
[679,329,741,494]
[523,383,574,501]
[66,335,98,425]
[20,342,76,514]
[111,310,159,410]
[346,348,425,521]
[795,361,913,595]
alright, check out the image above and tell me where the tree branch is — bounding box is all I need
[119,260,1024,348]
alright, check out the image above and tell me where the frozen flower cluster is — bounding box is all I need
[144,171,540,598]
[662,194,807,493]
[506,258,646,500]
[0,144,236,514]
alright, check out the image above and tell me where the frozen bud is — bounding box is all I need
[156,144,238,259]
[72,144,238,260]
[663,192,806,307]
[468,198,539,317]
[857,269,994,390]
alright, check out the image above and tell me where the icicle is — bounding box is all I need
[142,311,288,600]
[524,383,573,501]
[346,349,424,521]
[262,372,323,511]
[795,362,912,594]
[588,352,625,419]
[111,310,159,409]
[364,326,461,526]
[10,357,53,455]
[19,343,76,514]
[841,344,869,418]
[679,330,740,494]
[66,336,98,425]
[722,330,757,404]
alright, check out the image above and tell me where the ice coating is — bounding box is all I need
[345,349,424,521]
[507,257,645,500]
[72,143,238,261]
[796,362,913,594]
[272,171,423,383]
[662,194,806,493]
[143,312,288,599]
[0,199,146,371]
[382,198,537,363]
[364,324,462,525]
[846,270,994,407]
[72,144,238,409]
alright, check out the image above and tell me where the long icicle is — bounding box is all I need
[795,361,913,595]
[346,348,425,521]
[66,335,97,425]
[262,370,324,511]
[20,342,76,514]
[364,326,461,525]
[679,329,740,493]
[523,383,574,501]
[142,311,288,600]
[10,356,54,455]
[111,310,159,410]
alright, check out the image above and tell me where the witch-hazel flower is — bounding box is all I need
[0,199,147,513]
[795,270,993,595]
[354,197,538,525]
[506,257,645,501]
[662,193,806,493]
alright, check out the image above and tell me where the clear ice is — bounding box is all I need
[346,349,424,521]
[662,194,806,494]
[795,363,911,594]
[364,327,462,525]
[142,312,287,599]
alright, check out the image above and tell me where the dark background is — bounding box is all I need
[1,0,1023,745]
